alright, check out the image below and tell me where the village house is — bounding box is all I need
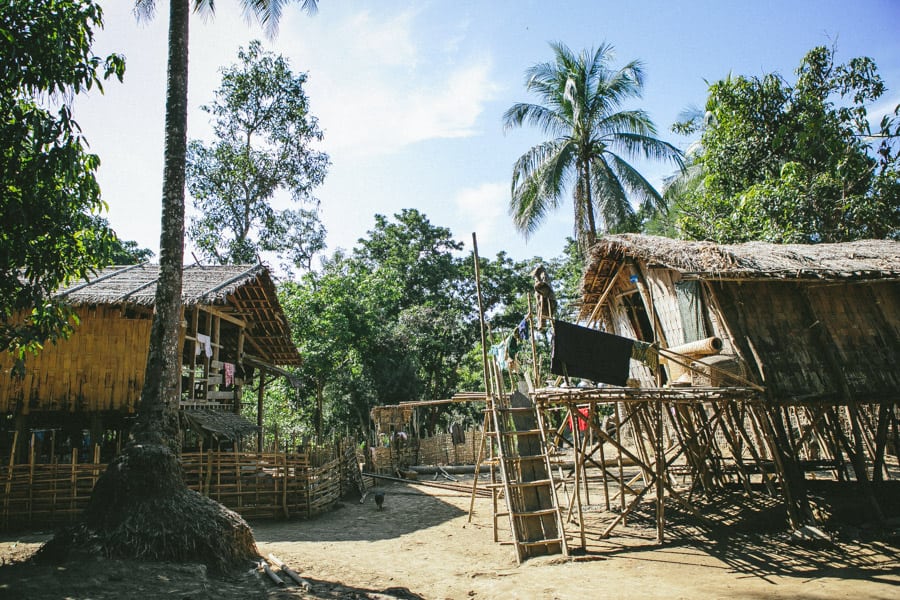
[0,263,301,461]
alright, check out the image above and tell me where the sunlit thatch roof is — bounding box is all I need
[586,234,900,280]
[56,263,300,366]
[580,234,900,321]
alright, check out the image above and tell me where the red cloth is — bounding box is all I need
[568,407,590,432]
[224,362,235,386]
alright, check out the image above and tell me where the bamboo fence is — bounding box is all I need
[1,442,352,531]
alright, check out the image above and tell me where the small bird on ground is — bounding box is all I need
[374,490,385,510]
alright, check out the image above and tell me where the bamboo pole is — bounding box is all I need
[568,403,586,550]
[655,396,665,544]
[3,431,17,529]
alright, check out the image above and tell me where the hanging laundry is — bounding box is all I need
[517,318,530,341]
[196,333,212,358]
[568,407,591,432]
[223,362,235,386]
[550,320,633,386]
[507,334,519,359]
[488,341,507,371]
[505,334,521,372]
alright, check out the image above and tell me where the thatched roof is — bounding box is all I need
[580,234,900,320]
[586,234,900,281]
[58,263,272,305]
[57,263,300,366]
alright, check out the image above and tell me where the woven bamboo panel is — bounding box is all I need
[646,268,685,345]
[807,283,900,395]
[369,431,484,472]
[0,306,151,414]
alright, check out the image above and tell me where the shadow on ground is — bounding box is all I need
[577,480,900,588]
[251,480,467,543]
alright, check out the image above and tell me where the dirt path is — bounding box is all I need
[1,479,898,599]
[252,479,900,600]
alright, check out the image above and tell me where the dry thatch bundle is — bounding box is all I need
[37,444,259,574]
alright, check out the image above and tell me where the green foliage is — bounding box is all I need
[278,211,553,438]
[671,46,900,243]
[186,40,329,272]
[504,42,683,254]
[0,0,125,373]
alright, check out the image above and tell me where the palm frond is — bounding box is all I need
[133,0,158,21]
[242,0,317,38]
[605,131,684,168]
[502,102,570,137]
[590,157,633,230]
[509,140,573,236]
[604,153,666,212]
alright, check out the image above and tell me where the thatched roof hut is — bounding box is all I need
[578,234,900,404]
[0,264,299,449]
[58,263,300,366]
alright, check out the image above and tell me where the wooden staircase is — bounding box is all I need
[488,390,568,563]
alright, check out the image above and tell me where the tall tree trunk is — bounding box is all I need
[575,160,597,256]
[133,0,189,448]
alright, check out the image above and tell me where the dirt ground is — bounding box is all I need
[1,477,898,600]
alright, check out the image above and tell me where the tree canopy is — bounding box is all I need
[668,46,900,243]
[276,210,554,440]
[186,40,329,272]
[0,0,124,373]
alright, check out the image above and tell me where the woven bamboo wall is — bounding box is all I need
[369,431,485,473]
[715,280,900,402]
[0,306,151,415]
[646,268,686,346]
[806,282,900,397]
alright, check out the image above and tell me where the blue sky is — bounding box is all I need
[75,0,900,266]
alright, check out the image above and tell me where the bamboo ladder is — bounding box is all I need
[469,232,567,562]
[488,386,568,563]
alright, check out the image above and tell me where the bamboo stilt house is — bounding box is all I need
[578,234,900,399]
[573,233,900,526]
[0,263,301,460]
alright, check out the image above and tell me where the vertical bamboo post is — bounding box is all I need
[257,372,267,452]
[28,434,35,523]
[598,405,611,511]
[70,447,78,513]
[3,431,18,529]
[615,402,626,518]
[526,293,540,389]
[282,446,290,519]
[467,408,490,523]
[655,396,665,544]
[568,403,586,550]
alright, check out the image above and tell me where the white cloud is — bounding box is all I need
[281,7,500,158]
[454,182,508,248]
[869,94,900,127]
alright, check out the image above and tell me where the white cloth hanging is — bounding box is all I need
[196,333,212,358]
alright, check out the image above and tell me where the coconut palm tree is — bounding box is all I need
[503,42,683,255]
[130,0,317,446]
